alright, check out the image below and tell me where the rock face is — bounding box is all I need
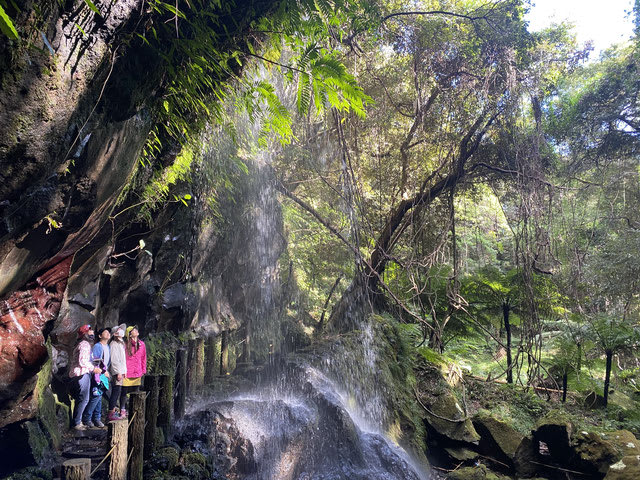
[0,256,72,427]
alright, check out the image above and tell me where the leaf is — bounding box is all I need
[183,193,192,200]
[82,0,100,15]
[0,4,19,40]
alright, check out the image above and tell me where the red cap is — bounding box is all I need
[77,324,91,337]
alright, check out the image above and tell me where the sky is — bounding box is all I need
[526,0,636,55]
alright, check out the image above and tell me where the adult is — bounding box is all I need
[83,327,111,428]
[69,324,101,431]
[108,323,127,421]
[121,326,147,416]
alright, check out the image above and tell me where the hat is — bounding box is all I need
[111,323,126,337]
[125,325,138,338]
[77,324,91,338]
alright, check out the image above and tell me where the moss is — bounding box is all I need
[371,314,428,458]
[473,409,523,458]
[180,451,208,468]
[3,466,53,480]
[536,408,573,430]
[36,348,61,449]
[24,421,49,464]
[149,446,180,472]
[446,464,511,480]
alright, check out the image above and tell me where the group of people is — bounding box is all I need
[69,323,147,430]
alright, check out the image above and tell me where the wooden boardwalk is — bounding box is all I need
[58,428,109,479]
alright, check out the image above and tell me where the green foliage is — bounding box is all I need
[146,332,182,375]
[0,4,18,40]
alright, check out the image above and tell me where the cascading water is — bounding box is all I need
[178,126,430,478]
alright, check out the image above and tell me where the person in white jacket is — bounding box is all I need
[108,324,127,421]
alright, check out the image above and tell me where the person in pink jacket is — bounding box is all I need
[120,326,147,416]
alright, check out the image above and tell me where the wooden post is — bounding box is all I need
[128,391,146,480]
[174,348,187,420]
[157,374,173,438]
[144,375,159,459]
[220,330,229,375]
[62,458,90,480]
[195,337,205,390]
[108,419,128,480]
[204,337,217,385]
[186,339,196,396]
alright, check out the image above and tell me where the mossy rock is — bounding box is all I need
[172,463,208,479]
[444,446,480,461]
[473,410,523,460]
[180,451,208,468]
[3,466,53,480]
[425,391,480,444]
[149,446,180,472]
[604,455,640,480]
[572,430,640,474]
[533,409,573,460]
[446,464,510,480]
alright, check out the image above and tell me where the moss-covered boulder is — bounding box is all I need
[424,391,480,444]
[444,446,480,462]
[446,464,511,480]
[533,409,573,460]
[571,430,640,474]
[473,410,523,462]
[513,436,540,478]
[604,455,640,480]
[148,446,180,472]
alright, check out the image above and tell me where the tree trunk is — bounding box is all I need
[127,391,146,480]
[220,330,229,375]
[577,342,582,379]
[62,458,91,480]
[562,371,568,403]
[144,375,159,459]
[204,337,217,385]
[503,302,513,384]
[158,374,173,438]
[604,349,613,407]
[186,339,196,396]
[174,348,187,420]
[108,419,128,480]
[195,337,205,390]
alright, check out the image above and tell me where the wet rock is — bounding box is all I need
[604,455,640,479]
[148,446,180,472]
[473,410,523,463]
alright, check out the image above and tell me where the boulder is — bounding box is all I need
[444,446,480,462]
[473,410,523,462]
[513,436,541,478]
[424,391,480,444]
[572,430,640,474]
[446,464,511,480]
[604,455,640,480]
[532,409,573,461]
